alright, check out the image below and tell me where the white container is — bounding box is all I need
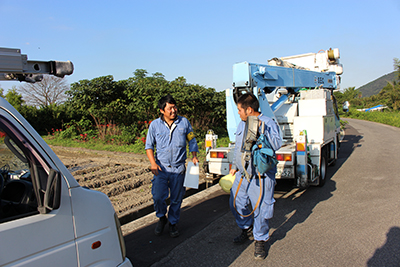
[184,162,199,189]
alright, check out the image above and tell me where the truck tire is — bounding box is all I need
[318,147,328,187]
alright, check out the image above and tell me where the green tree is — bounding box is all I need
[67,75,125,126]
[66,70,228,142]
[123,70,169,126]
[343,87,361,99]
[5,86,25,112]
[334,86,362,108]
[376,81,400,110]
[394,58,400,81]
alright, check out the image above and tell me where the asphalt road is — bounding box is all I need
[122,118,400,267]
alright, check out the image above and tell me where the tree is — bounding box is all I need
[17,75,70,107]
[66,75,125,127]
[5,86,25,111]
[394,58,400,81]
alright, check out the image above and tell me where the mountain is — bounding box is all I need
[357,71,396,98]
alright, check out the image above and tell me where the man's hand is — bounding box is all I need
[150,163,162,176]
[229,169,237,176]
[192,156,199,166]
[146,149,162,175]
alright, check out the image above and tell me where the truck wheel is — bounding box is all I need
[318,147,328,187]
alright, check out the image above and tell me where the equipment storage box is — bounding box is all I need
[299,89,331,100]
[298,89,333,117]
[293,115,336,145]
[298,99,334,116]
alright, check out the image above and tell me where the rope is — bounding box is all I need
[233,172,263,217]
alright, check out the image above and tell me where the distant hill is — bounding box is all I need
[358,71,396,97]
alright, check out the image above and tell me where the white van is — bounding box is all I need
[0,48,132,266]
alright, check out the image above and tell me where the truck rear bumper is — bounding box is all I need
[208,161,230,176]
[276,165,295,179]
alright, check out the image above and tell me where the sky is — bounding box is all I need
[1,0,399,93]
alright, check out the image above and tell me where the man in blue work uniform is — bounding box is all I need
[229,93,282,259]
[145,95,199,238]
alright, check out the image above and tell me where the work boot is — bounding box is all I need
[254,240,266,259]
[169,223,179,238]
[154,216,168,236]
[233,225,253,244]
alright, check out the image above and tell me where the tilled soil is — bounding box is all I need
[50,146,207,217]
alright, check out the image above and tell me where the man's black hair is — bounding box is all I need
[158,95,177,111]
[237,93,259,112]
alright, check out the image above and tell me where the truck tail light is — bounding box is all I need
[276,154,292,161]
[210,151,227,158]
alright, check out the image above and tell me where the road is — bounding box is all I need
[122,118,400,266]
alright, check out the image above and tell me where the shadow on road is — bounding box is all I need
[367,226,400,266]
[124,123,365,266]
[265,122,364,256]
[124,192,230,267]
[337,122,364,166]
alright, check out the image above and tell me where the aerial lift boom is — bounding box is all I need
[0,47,73,83]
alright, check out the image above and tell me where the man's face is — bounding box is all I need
[161,102,178,121]
[237,103,249,122]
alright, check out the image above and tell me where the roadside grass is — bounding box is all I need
[44,135,146,153]
[340,109,400,128]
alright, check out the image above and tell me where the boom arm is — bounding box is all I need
[0,47,74,83]
[226,61,339,141]
[233,61,338,91]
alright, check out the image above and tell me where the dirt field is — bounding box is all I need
[50,146,207,218]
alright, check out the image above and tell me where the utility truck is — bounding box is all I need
[0,48,132,267]
[204,48,343,188]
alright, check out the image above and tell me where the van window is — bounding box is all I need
[0,118,55,223]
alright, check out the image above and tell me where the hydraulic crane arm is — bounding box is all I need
[233,61,338,113]
[226,61,340,141]
[233,61,338,95]
[0,47,74,83]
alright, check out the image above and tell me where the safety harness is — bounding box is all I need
[234,117,278,217]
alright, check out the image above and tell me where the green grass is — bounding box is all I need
[341,109,400,128]
[44,135,146,154]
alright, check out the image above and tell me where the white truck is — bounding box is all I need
[0,48,132,267]
[204,48,343,188]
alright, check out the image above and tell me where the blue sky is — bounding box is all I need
[1,0,399,93]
